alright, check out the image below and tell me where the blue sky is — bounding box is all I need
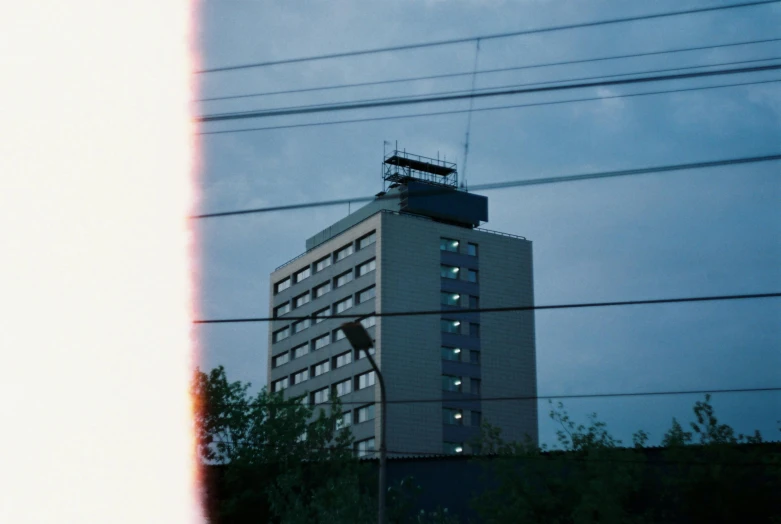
[194,0,781,447]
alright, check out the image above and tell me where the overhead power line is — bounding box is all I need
[196,1,779,73]
[197,37,781,103]
[198,64,781,122]
[198,78,781,136]
[194,292,781,324]
[190,153,781,218]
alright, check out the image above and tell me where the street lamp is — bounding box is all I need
[341,320,387,524]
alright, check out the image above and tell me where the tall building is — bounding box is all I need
[267,150,537,456]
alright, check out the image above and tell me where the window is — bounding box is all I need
[313,281,331,298]
[293,292,310,308]
[443,408,463,425]
[356,346,375,360]
[357,258,376,277]
[292,343,308,359]
[313,307,330,323]
[442,375,462,392]
[272,352,289,368]
[356,438,375,458]
[334,296,353,313]
[357,286,375,303]
[357,231,376,250]
[441,264,459,279]
[274,277,291,294]
[443,442,464,454]
[357,371,376,390]
[469,295,479,309]
[469,350,480,365]
[333,328,346,342]
[314,255,331,272]
[470,378,481,395]
[467,243,478,256]
[470,323,480,338]
[313,334,329,350]
[336,411,352,430]
[272,326,290,343]
[292,368,309,385]
[440,238,459,252]
[335,244,354,262]
[334,379,352,397]
[360,316,376,329]
[272,377,288,392]
[334,351,352,369]
[441,319,461,334]
[335,270,353,288]
[357,404,375,423]
[441,347,461,362]
[467,269,478,283]
[471,411,482,427]
[292,319,309,334]
[312,360,330,377]
[294,266,311,283]
[312,387,330,404]
[274,302,291,317]
[441,292,461,307]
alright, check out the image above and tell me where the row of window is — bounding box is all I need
[275,259,376,317]
[440,264,478,283]
[440,238,478,257]
[442,375,481,394]
[272,317,376,364]
[272,288,377,342]
[443,408,482,427]
[441,319,480,337]
[274,231,376,294]
[336,404,376,431]
[272,370,377,403]
[441,346,480,364]
[441,292,479,308]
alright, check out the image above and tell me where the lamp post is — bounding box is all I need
[341,320,387,524]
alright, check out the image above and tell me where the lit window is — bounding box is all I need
[313,281,331,298]
[443,408,463,425]
[440,238,459,253]
[469,350,480,365]
[441,319,461,334]
[272,377,289,392]
[357,286,376,303]
[293,292,310,308]
[312,387,330,405]
[312,359,330,377]
[357,258,376,277]
[334,351,352,369]
[441,292,461,306]
[357,231,376,250]
[335,296,353,313]
[357,371,376,390]
[360,316,376,329]
[356,437,375,458]
[274,302,291,317]
[467,269,478,283]
[443,442,464,454]
[334,379,352,397]
[335,270,353,288]
[333,329,346,342]
[469,295,479,309]
[440,264,459,279]
[272,352,289,368]
[467,243,478,256]
[292,319,309,334]
[470,378,481,395]
[274,277,291,294]
[442,375,462,392]
[356,404,375,423]
[294,266,311,283]
[471,411,482,427]
[313,307,330,323]
[335,244,354,262]
[336,411,352,430]
[441,347,461,361]
[292,368,309,385]
[314,256,331,272]
[272,326,290,343]
[313,334,330,350]
[356,346,375,360]
[292,343,308,359]
[469,323,480,338]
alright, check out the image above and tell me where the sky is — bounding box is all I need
[193,0,781,448]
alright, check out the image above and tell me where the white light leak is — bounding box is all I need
[0,2,202,522]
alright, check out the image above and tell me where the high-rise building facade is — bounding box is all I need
[267,150,537,456]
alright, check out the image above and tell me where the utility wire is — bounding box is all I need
[196,1,779,73]
[196,37,781,102]
[194,292,781,325]
[197,64,781,122]
[198,78,781,136]
[190,153,781,218]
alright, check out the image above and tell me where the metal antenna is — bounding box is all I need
[461,38,481,190]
